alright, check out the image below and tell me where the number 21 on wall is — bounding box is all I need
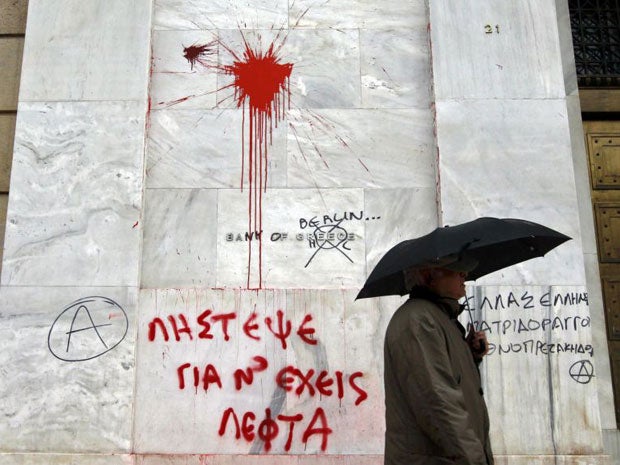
[485,24,500,34]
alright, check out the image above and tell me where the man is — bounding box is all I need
[383,260,493,464]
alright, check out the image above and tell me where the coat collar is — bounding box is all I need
[408,286,464,319]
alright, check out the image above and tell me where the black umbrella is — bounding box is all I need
[356,217,571,299]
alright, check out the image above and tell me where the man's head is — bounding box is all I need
[403,257,477,300]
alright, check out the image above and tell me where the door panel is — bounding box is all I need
[584,121,620,426]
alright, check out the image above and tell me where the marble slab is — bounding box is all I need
[153,0,288,30]
[134,288,289,453]
[549,286,603,454]
[566,95,596,255]
[429,0,565,99]
[146,108,287,189]
[150,27,430,111]
[215,188,367,289]
[436,99,586,286]
[140,189,218,288]
[493,456,610,465]
[0,455,134,465]
[363,187,438,276]
[137,456,384,465]
[134,288,400,454]
[2,101,145,286]
[150,72,218,111]
[281,290,398,454]
[142,187,438,290]
[0,286,137,452]
[289,0,425,29]
[360,28,432,109]
[465,285,603,455]
[139,457,295,465]
[19,0,151,101]
[287,109,435,189]
[150,30,218,110]
[215,28,362,110]
[152,30,218,75]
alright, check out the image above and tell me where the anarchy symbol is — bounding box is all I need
[569,360,595,384]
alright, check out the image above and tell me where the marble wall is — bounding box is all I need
[0,0,612,464]
[0,0,152,463]
[431,0,612,462]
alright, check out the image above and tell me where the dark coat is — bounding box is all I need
[384,287,493,465]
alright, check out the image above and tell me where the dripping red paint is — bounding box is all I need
[183,35,293,288]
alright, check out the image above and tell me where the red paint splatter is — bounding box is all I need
[183,42,217,70]
[182,34,293,289]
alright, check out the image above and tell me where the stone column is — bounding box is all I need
[430,0,610,463]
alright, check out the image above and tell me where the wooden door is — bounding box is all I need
[584,121,620,425]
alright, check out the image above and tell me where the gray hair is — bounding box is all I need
[403,267,445,291]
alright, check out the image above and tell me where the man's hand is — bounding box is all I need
[466,323,489,360]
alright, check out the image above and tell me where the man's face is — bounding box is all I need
[430,268,467,299]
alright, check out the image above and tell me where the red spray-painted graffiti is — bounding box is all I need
[148,309,316,349]
[147,308,369,452]
[219,406,332,452]
[183,33,293,289]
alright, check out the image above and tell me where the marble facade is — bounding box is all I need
[0,1,612,464]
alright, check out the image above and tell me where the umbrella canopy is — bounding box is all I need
[356,217,571,299]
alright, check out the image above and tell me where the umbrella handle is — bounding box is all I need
[464,303,487,356]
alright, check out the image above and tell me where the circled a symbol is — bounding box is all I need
[48,296,128,362]
[569,360,594,384]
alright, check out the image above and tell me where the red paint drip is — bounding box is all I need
[183,35,292,289]
[224,39,292,289]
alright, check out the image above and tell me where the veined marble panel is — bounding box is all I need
[289,0,425,29]
[363,187,438,277]
[2,101,145,286]
[152,30,218,74]
[216,188,367,289]
[134,288,399,455]
[566,94,596,255]
[0,455,134,465]
[548,286,603,454]
[282,290,399,454]
[360,28,432,109]
[150,72,218,111]
[141,189,218,288]
[493,456,610,465]
[134,288,288,453]
[153,0,288,30]
[0,287,137,452]
[215,28,361,109]
[151,27,397,111]
[342,457,384,465]
[287,109,435,189]
[150,30,218,110]
[464,285,602,455]
[146,108,287,189]
[429,0,565,99]
[137,457,384,465]
[436,99,585,286]
[138,457,297,465]
[20,0,151,101]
